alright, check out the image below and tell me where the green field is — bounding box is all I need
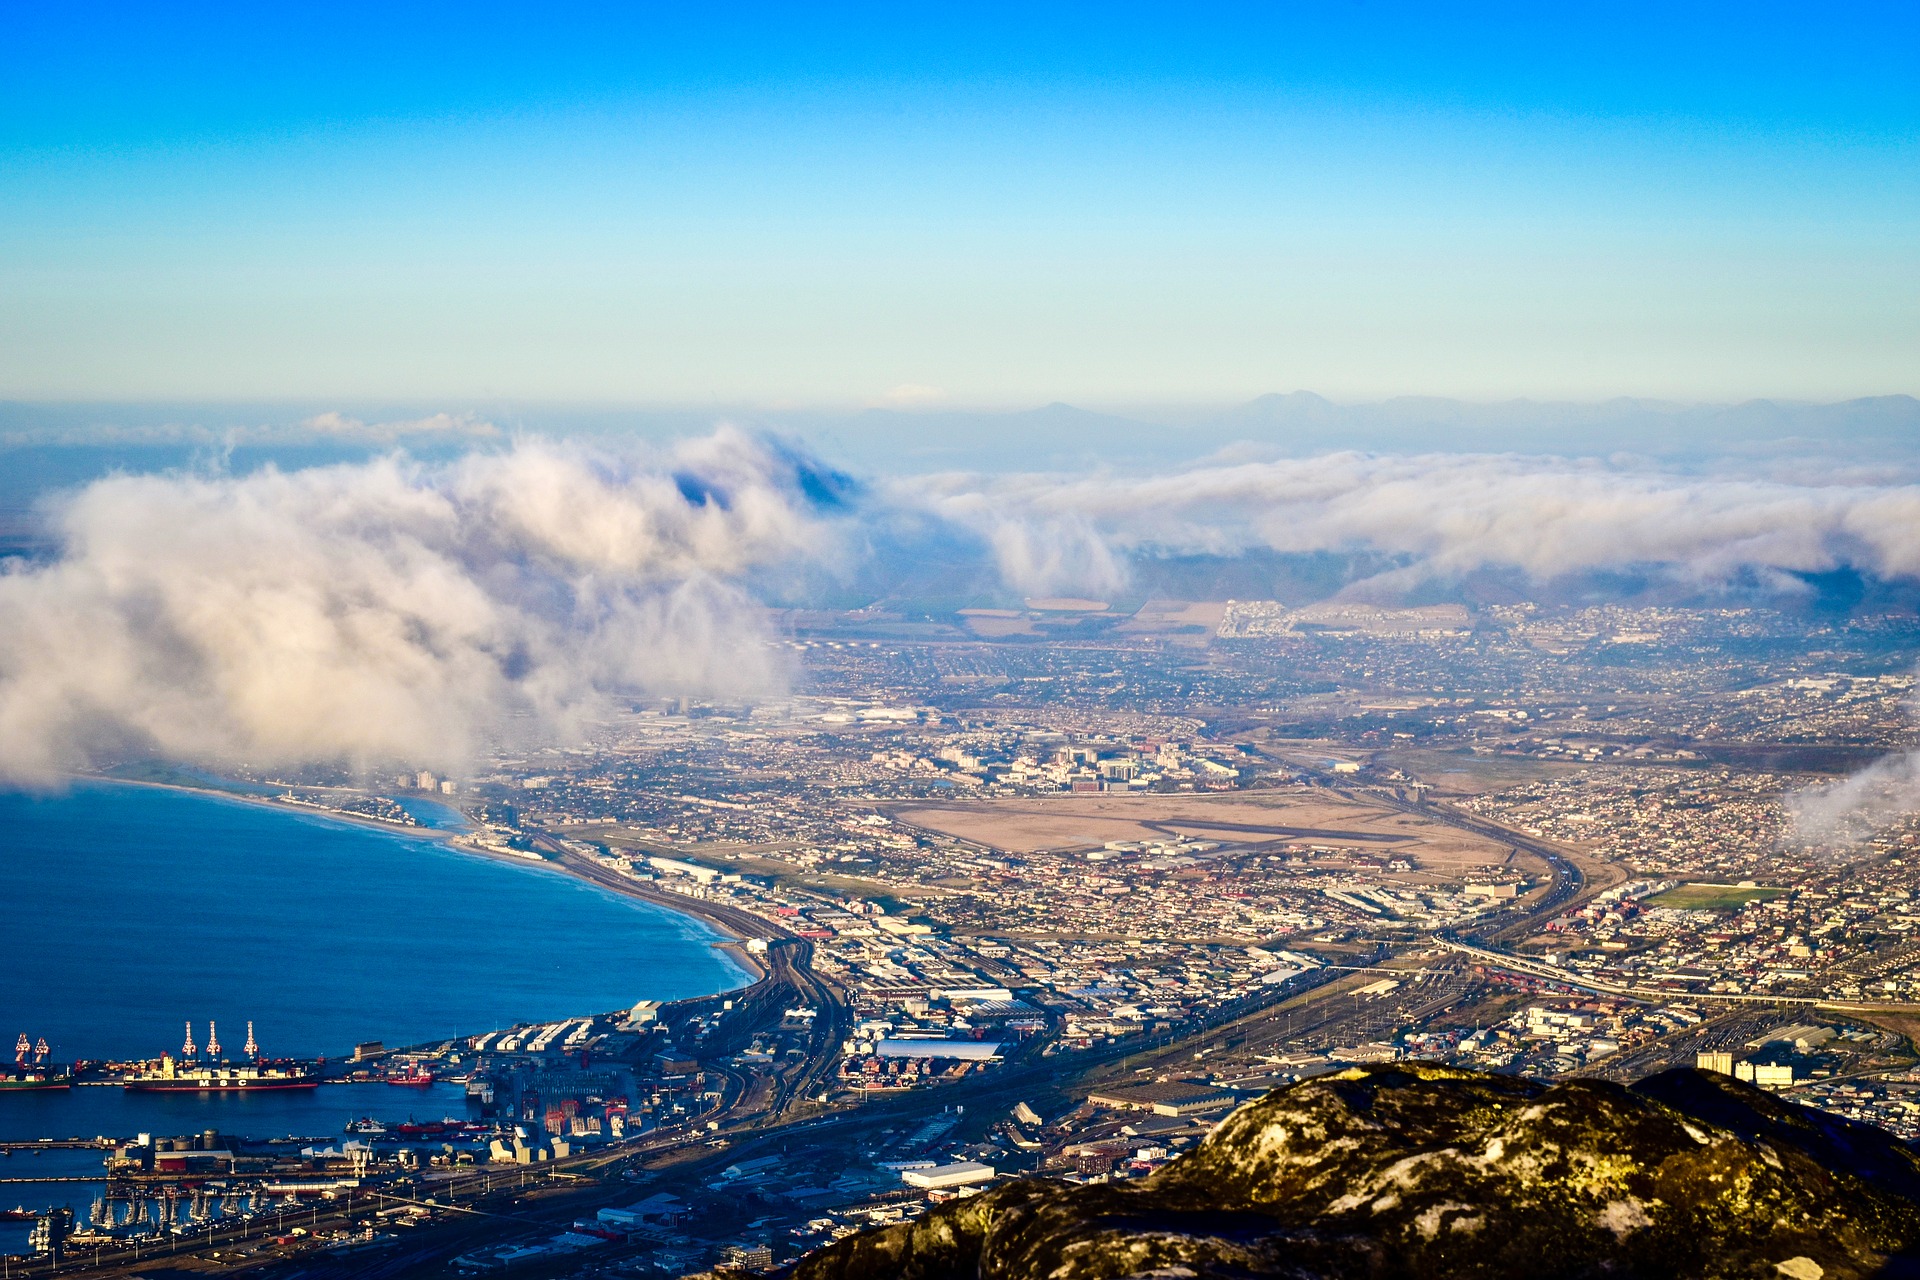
[1646,882,1787,911]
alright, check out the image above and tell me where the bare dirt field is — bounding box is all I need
[1116,599,1228,635]
[888,789,1513,871]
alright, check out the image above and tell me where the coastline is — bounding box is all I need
[7,779,766,1071]
[73,772,469,843]
[545,848,777,987]
[66,771,766,992]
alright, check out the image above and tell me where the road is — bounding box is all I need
[1437,935,1920,1017]
[1262,749,1606,940]
[0,779,1664,1278]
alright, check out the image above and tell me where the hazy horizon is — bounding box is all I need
[5,6,1916,403]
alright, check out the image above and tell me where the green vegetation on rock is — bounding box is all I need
[788,1065,1920,1280]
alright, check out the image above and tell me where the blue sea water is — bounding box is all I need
[390,794,472,830]
[0,781,750,1131]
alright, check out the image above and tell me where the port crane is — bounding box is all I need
[12,1034,49,1065]
[168,1018,262,1061]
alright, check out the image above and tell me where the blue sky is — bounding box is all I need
[2,2,1915,404]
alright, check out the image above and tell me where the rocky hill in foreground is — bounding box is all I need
[786,1065,1920,1280]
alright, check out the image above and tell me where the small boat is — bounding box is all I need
[1,1206,38,1222]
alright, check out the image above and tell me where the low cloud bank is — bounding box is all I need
[910,452,1920,598]
[11,430,1920,822]
[922,452,1920,845]
[0,430,847,782]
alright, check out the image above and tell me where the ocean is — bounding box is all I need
[0,781,750,1135]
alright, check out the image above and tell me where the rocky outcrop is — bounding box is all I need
[788,1065,1920,1279]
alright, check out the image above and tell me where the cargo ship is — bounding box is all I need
[122,1057,319,1092]
[122,1020,319,1092]
[2,1035,70,1090]
[383,1062,436,1087]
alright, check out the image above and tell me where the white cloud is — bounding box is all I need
[300,410,500,441]
[1789,749,1920,848]
[16,430,1920,802]
[0,430,835,782]
[902,452,1920,598]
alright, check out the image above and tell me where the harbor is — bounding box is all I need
[0,977,776,1265]
[0,781,752,1065]
[0,781,766,1265]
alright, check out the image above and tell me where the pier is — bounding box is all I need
[0,1141,111,1153]
[0,1176,102,1184]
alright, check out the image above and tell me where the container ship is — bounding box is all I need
[122,1020,319,1093]
[2,1035,71,1091]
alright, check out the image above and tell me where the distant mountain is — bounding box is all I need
[781,392,1920,474]
[783,1064,1920,1280]
[6,393,1915,474]
[1205,393,1920,462]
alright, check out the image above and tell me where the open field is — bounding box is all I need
[1116,599,1227,636]
[888,789,1514,871]
[958,611,1040,638]
[1377,747,1591,795]
[1646,882,1788,911]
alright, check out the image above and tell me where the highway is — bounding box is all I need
[0,780,1705,1278]
[1437,935,1920,1016]
[547,843,860,1123]
[1261,748,1606,941]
